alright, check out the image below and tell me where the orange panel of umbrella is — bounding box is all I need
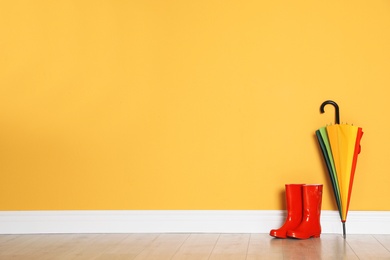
[315,100,363,238]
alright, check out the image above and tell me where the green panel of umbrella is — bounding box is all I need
[315,100,364,238]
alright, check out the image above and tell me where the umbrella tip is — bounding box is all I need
[342,222,346,239]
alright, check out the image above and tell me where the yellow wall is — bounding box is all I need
[1,1,389,210]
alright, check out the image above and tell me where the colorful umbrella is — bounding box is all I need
[315,100,363,238]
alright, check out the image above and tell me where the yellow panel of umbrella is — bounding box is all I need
[315,100,363,238]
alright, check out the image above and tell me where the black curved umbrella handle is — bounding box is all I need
[320,100,340,124]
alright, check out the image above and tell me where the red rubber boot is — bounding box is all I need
[287,184,323,239]
[269,184,304,238]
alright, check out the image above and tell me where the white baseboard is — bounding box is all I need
[1,210,389,235]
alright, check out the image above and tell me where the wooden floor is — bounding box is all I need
[1,233,390,259]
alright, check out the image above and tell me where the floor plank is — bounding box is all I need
[247,233,283,260]
[171,233,219,260]
[96,233,158,260]
[0,234,43,258]
[1,233,390,259]
[208,233,250,260]
[132,233,189,260]
[281,236,321,260]
[18,234,78,260]
[374,234,390,252]
[314,234,358,260]
[346,234,390,259]
[49,234,102,260]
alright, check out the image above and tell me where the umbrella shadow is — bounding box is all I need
[312,134,338,210]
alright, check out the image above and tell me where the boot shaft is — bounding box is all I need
[285,184,305,216]
[302,184,323,221]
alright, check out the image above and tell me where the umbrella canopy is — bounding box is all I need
[315,100,363,238]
